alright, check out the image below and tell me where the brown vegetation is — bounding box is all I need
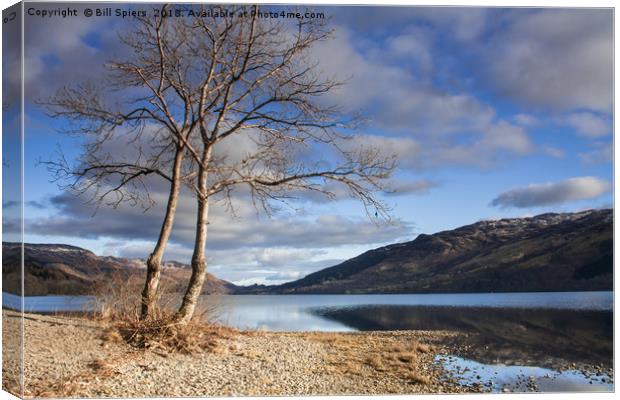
[303,331,439,388]
[92,272,235,354]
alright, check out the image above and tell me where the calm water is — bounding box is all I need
[3,291,613,392]
[211,292,613,331]
[3,291,612,329]
[438,355,613,392]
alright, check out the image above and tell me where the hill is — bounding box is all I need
[3,209,613,296]
[2,242,237,296]
[241,209,613,294]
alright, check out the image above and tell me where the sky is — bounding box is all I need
[2,4,614,285]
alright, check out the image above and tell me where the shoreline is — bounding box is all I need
[2,310,613,397]
[3,310,470,397]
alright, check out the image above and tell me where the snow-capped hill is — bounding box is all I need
[247,209,613,294]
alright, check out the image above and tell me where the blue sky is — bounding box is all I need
[3,4,613,285]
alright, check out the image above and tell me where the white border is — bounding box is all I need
[0,1,616,400]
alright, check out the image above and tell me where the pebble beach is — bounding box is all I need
[3,310,469,398]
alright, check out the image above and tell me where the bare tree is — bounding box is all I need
[155,6,396,323]
[42,4,198,319]
[43,4,396,325]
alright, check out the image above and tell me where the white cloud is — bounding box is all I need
[314,27,497,135]
[542,146,565,159]
[208,252,344,285]
[579,142,613,165]
[255,248,325,267]
[384,28,434,75]
[481,121,533,155]
[103,240,194,263]
[412,8,489,42]
[333,7,488,44]
[513,114,539,127]
[491,176,611,209]
[23,7,114,101]
[563,112,611,138]
[19,178,416,285]
[341,134,422,168]
[414,120,533,168]
[311,26,536,171]
[343,121,533,172]
[384,180,437,197]
[101,238,343,285]
[25,185,414,255]
[483,9,612,113]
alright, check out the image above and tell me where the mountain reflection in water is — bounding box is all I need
[311,305,612,369]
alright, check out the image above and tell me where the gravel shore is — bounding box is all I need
[3,310,466,397]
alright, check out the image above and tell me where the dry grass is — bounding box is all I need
[33,352,143,398]
[405,371,432,385]
[365,354,387,371]
[91,271,235,354]
[109,309,230,354]
[414,343,432,354]
[88,358,116,372]
[340,361,364,375]
[304,332,436,386]
[306,332,357,348]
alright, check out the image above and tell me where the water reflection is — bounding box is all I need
[215,295,355,331]
[438,355,613,393]
[312,305,613,369]
[4,291,614,366]
[4,291,612,393]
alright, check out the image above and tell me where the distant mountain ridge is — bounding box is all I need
[2,209,613,296]
[2,242,237,296]
[239,209,613,294]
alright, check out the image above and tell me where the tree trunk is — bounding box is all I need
[141,148,184,319]
[174,152,211,325]
[174,196,209,324]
